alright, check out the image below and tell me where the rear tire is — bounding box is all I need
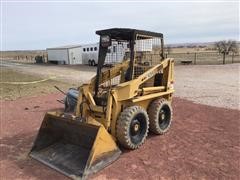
[148,98,172,135]
[116,106,149,149]
[91,60,96,66]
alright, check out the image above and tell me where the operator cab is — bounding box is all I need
[93,28,165,107]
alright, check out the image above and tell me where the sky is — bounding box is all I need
[1,0,239,50]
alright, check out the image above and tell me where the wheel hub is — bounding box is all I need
[161,112,165,120]
[134,124,140,132]
[131,120,141,135]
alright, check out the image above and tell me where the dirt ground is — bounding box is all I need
[0,93,239,179]
[1,60,240,179]
[1,60,96,84]
[0,68,76,100]
[1,60,239,109]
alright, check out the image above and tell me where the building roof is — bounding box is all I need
[81,43,99,47]
[47,44,82,50]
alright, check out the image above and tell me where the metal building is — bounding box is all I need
[47,40,153,65]
[81,42,128,66]
[47,45,82,64]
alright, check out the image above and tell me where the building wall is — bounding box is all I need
[68,47,82,64]
[47,49,69,64]
[81,42,127,65]
[47,40,152,65]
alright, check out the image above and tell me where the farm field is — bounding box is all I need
[0,61,240,179]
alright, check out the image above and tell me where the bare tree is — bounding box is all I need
[215,40,239,64]
[215,40,239,55]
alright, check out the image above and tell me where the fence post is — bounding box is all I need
[223,52,226,64]
[232,53,234,63]
[194,53,197,65]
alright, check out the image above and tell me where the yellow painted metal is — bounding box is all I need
[91,60,130,88]
[113,59,174,101]
[89,105,104,113]
[87,124,120,166]
[29,112,121,179]
[139,86,166,94]
[30,57,175,179]
[134,99,152,110]
[105,92,113,129]
[142,86,165,92]
[131,89,174,103]
[75,87,83,116]
[109,89,122,137]
[87,92,96,106]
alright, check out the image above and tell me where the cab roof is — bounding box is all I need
[96,28,163,40]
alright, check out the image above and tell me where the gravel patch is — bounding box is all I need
[174,63,240,110]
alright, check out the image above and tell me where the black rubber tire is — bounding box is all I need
[148,98,173,135]
[88,60,92,66]
[91,60,96,66]
[116,106,149,149]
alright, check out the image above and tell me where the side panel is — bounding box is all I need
[82,44,99,65]
[68,47,83,64]
[47,49,69,64]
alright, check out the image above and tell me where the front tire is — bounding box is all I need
[116,106,149,149]
[91,60,96,66]
[148,98,173,135]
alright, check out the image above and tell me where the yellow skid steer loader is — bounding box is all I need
[29,28,174,179]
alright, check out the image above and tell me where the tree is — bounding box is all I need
[215,40,238,55]
[215,40,239,64]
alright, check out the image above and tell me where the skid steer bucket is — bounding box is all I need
[29,112,121,179]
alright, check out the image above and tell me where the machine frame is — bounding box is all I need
[75,28,174,137]
[29,28,174,179]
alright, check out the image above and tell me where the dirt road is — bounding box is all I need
[1,60,239,109]
[0,94,239,179]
